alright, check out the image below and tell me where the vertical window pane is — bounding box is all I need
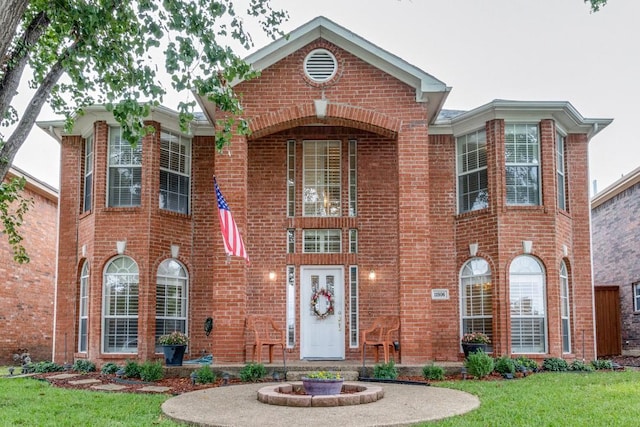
[78,262,90,352]
[349,229,358,253]
[349,140,357,217]
[557,132,566,210]
[159,131,191,214]
[560,261,571,353]
[460,258,493,351]
[287,140,295,217]
[103,256,139,353]
[349,266,359,347]
[287,229,295,254]
[286,266,296,347]
[509,255,546,353]
[83,135,93,212]
[155,259,188,352]
[303,140,341,216]
[108,127,142,207]
[505,124,540,206]
[457,130,488,213]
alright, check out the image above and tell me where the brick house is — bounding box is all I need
[0,167,58,364]
[38,16,611,365]
[592,167,640,356]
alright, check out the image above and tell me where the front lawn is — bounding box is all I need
[426,370,640,426]
[0,377,179,426]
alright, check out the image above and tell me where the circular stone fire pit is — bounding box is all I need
[257,382,384,407]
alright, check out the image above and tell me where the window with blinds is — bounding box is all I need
[107,127,142,207]
[159,130,191,214]
[303,140,341,216]
[460,258,493,351]
[505,124,540,206]
[509,255,546,353]
[457,130,488,213]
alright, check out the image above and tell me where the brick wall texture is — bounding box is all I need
[0,173,57,364]
[52,38,597,366]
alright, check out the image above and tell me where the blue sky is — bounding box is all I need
[13,0,638,194]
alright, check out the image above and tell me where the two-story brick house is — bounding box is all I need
[39,16,611,365]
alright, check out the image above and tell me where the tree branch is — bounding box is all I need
[0,11,50,124]
[0,0,29,64]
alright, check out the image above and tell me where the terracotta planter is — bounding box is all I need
[162,345,187,366]
[462,343,487,359]
[301,378,344,395]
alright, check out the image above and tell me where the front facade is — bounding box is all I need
[40,17,610,365]
[0,167,58,364]
[592,167,640,355]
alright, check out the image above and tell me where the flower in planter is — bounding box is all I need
[461,332,491,344]
[158,331,189,346]
[304,371,341,380]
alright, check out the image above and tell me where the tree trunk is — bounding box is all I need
[0,0,29,62]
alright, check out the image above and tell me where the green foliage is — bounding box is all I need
[569,359,594,372]
[542,357,569,372]
[239,362,267,382]
[72,360,96,373]
[194,365,217,384]
[513,356,538,372]
[591,359,614,370]
[305,371,341,379]
[0,177,32,263]
[157,331,189,345]
[586,0,608,12]
[139,361,163,382]
[31,361,64,373]
[422,364,445,381]
[123,360,141,379]
[100,362,121,375]
[464,350,494,379]
[493,356,516,375]
[373,361,399,379]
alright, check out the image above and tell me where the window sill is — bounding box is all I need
[158,208,191,219]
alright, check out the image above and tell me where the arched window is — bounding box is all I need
[102,256,139,353]
[510,255,546,353]
[78,261,90,352]
[460,258,493,349]
[560,261,571,353]
[155,259,188,352]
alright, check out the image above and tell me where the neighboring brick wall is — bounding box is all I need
[592,181,640,352]
[0,170,57,364]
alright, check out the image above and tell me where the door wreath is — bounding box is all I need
[310,288,334,319]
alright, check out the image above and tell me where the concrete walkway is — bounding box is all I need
[162,381,480,427]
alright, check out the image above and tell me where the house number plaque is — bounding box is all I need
[431,289,449,300]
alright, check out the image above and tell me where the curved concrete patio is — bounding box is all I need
[162,381,480,427]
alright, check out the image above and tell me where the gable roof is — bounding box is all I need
[199,16,451,125]
[591,165,640,209]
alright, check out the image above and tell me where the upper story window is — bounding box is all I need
[505,124,540,206]
[159,130,191,214]
[303,140,341,216]
[108,127,142,207]
[83,134,94,213]
[457,130,488,213]
[556,132,566,211]
[303,229,341,253]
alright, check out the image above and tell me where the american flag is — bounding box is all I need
[214,177,249,264]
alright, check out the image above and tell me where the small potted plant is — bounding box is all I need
[301,371,343,395]
[158,331,189,366]
[461,332,490,359]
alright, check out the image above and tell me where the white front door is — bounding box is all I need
[300,266,345,359]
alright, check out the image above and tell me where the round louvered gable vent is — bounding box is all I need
[304,49,337,83]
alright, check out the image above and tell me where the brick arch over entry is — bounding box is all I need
[247,102,401,140]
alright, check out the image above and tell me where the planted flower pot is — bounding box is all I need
[162,345,187,366]
[301,378,344,395]
[462,343,487,359]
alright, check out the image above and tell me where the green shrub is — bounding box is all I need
[591,359,614,370]
[465,350,494,379]
[373,361,398,379]
[32,361,65,373]
[542,357,569,372]
[72,360,96,373]
[514,356,539,372]
[494,356,516,375]
[239,362,267,382]
[194,365,217,384]
[100,362,121,375]
[569,359,594,372]
[123,361,141,379]
[139,361,164,382]
[422,364,445,381]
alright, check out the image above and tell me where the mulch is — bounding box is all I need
[30,355,640,395]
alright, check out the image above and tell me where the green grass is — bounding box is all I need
[425,370,640,426]
[0,377,180,426]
